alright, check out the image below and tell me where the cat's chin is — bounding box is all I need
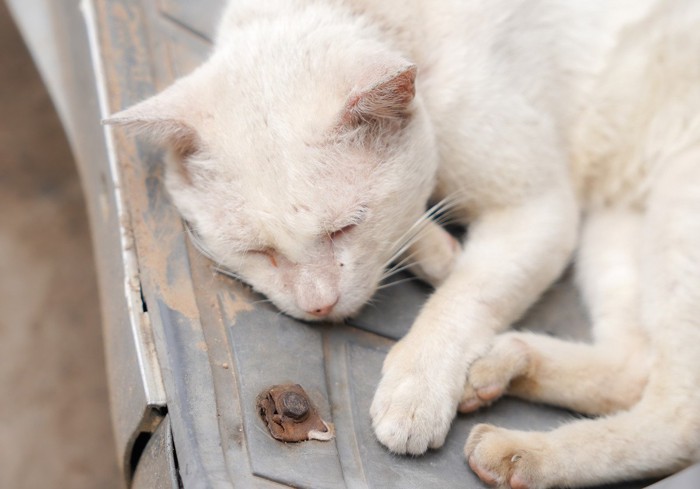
[276,295,370,323]
[285,305,363,324]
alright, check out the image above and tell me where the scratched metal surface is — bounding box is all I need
[93,0,654,487]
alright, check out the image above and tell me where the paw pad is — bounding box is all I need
[465,424,541,489]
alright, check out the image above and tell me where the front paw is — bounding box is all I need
[370,370,457,454]
[459,335,531,413]
[465,424,546,489]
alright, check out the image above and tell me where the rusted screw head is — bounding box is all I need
[280,391,310,422]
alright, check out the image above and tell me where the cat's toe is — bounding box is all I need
[465,424,544,489]
[458,381,507,413]
[458,386,483,413]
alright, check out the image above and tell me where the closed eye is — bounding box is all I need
[329,223,356,241]
[248,247,278,267]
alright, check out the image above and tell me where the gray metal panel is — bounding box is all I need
[132,416,180,489]
[158,0,221,41]
[350,277,431,341]
[647,464,700,489]
[151,299,231,489]
[222,302,346,489]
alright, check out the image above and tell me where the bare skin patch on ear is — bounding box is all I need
[169,124,201,159]
[166,125,203,185]
[342,64,417,127]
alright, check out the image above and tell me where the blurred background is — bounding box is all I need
[0,2,121,487]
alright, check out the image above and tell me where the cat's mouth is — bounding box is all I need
[211,265,374,322]
[305,306,366,324]
[288,295,367,323]
[284,279,381,323]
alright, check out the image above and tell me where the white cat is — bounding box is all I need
[107,0,700,487]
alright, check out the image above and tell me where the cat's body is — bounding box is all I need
[108,0,700,487]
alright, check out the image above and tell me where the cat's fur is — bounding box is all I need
[107,0,700,487]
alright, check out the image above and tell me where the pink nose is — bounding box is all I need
[306,299,338,318]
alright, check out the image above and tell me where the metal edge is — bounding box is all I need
[81,0,166,411]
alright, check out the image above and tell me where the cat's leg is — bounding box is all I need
[403,219,461,287]
[465,151,700,489]
[466,349,700,489]
[460,210,650,416]
[459,330,649,416]
[370,187,579,454]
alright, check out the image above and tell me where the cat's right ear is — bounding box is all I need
[103,86,202,159]
[340,60,418,127]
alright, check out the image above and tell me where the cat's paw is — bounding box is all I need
[459,335,531,413]
[465,424,546,489]
[370,341,461,454]
[370,371,456,454]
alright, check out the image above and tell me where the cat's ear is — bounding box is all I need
[103,85,202,158]
[342,61,417,126]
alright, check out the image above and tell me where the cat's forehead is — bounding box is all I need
[236,161,372,226]
[195,144,373,247]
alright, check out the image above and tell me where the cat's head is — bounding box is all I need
[106,17,439,321]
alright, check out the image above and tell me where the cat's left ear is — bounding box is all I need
[342,60,417,126]
[103,83,202,158]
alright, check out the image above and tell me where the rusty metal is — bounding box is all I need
[257,384,334,443]
[279,391,310,422]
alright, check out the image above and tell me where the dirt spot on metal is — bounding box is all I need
[257,384,334,443]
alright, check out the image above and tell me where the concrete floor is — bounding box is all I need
[0,3,121,488]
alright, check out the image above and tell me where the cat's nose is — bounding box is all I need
[306,298,339,318]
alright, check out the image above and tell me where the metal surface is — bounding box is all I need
[83,0,167,413]
[647,465,700,489]
[131,415,180,489]
[7,0,698,487]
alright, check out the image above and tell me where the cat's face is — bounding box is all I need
[107,25,438,321]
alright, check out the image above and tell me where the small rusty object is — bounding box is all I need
[280,391,309,421]
[257,384,334,443]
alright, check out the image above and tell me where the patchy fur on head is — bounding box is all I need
[105,6,439,321]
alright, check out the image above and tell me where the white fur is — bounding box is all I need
[107,0,700,487]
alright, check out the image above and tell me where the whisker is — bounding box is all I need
[381,194,462,267]
[376,275,420,290]
[380,192,464,273]
[183,221,243,279]
[381,218,443,269]
[383,248,419,272]
[381,219,434,269]
[213,266,245,282]
[381,251,423,281]
[362,298,380,311]
[381,262,420,281]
